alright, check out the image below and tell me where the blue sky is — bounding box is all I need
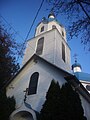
[0,0,90,74]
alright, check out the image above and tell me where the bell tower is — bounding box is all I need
[22,13,71,72]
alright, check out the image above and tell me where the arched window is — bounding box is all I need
[62,42,65,62]
[41,26,44,32]
[28,72,39,95]
[36,37,44,55]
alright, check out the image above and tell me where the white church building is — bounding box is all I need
[6,13,90,120]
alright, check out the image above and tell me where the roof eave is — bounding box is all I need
[65,75,90,103]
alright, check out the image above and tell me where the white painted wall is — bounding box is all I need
[80,95,90,120]
[35,22,48,37]
[22,17,71,73]
[48,21,66,41]
[6,59,90,120]
[35,20,66,41]
[22,30,55,65]
[54,29,71,71]
[6,59,66,112]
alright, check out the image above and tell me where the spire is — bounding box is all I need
[73,53,78,63]
[48,11,55,19]
[72,54,82,73]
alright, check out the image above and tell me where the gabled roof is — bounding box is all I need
[4,54,90,103]
[4,54,72,88]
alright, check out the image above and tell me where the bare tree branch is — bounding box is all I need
[77,1,90,20]
[47,0,90,50]
[80,0,90,5]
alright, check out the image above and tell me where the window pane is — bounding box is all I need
[41,26,44,32]
[62,31,64,36]
[86,85,90,91]
[28,72,39,95]
[36,37,44,55]
[62,42,65,62]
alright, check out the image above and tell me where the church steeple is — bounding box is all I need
[72,59,82,73]
[48,12,55,19]
[22,13,71,72]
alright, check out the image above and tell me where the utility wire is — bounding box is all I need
[0,14,34,58]
[0,14,25,41]
[24,0,45,41]
[20,0,45,54]
[78,1,90,21]
[0,14,25,61]
[0,0,45,58]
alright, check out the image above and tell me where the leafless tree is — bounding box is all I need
[47,0,90,50]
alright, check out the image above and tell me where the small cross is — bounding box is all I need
[73,53,78,62]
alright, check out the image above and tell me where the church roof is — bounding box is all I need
[74,72,90,82]
[36,14,64,29]
[4,54,72,89]
[72,61,82,70]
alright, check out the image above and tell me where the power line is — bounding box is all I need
[0,14,25,41]
[24,0,45,41]
[0,14,25,61]
[20,0,45,54]
[0,14,34,59]
[78,1,90,21]
[0,0,45,59]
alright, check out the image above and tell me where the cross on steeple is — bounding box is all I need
[72,53,82,72]
[73,53,78,63]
